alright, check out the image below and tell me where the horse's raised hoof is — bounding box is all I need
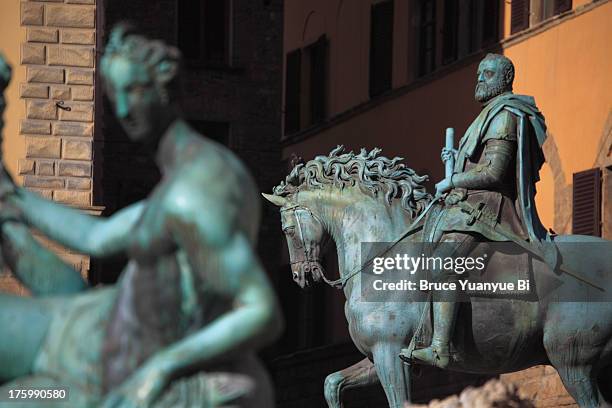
[410,346,451,369]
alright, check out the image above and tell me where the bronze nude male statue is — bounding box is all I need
[0,25,281,407]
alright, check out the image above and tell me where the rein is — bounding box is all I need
[284,196,442,290]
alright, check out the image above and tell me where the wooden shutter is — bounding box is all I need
[369,0,394,97]
[553,0,572,15]
[511,0,530,34]
[284,50,301,135]
[442,0,458,64]
[572,168,602,236]
[309,36,328,125]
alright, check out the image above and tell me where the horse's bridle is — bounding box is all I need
[280,204,339,287]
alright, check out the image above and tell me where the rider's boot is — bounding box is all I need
[402,300,458,369]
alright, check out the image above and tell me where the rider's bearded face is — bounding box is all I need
[475,58,508,104]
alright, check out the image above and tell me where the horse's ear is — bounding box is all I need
[261,193,287,207]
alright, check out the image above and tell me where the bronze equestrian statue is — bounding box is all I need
[0,25,281,407]
[265,54,612,408]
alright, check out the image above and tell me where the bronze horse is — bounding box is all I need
[264,146,612,408]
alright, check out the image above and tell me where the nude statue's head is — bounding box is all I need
[475,53,514,104]
[101,24,181,143]
[0,53,12,132]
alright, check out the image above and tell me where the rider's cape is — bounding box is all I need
[454,92,550,244]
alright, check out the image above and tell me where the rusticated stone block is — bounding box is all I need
[20,119,51,135]
[58,161,91,177]
[46,5,95,28]
[71,85,94,101]
[47,45,94,67]
[26,100,57,120]
[27,66,64,83]
[28,28,59,43]
[36,160,55,176]
[61,29,95,45]
[66,69,93,85]
[21,44,46,64]
[54,190,90,206]
[27,188,53,200]
[59,102,93,122]
[21,3,44,26]
[53,121,93,137]
[62,139,91,160]
[18,159,36,175]
[66,177,91,190]
[50,86,70,100]
[23,175,64,189]
[25,137,61,158]
[20,84,49,98]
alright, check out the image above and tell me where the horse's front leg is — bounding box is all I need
[372,343,412,408]
[324,357,378,408]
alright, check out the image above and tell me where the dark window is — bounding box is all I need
[177,0,231,66]
[572,168,602,236]
[307,37,328,125]
[283,36,329,136]
[188,120,230,146]
[543,0,572,20]
[284,50,301,134]
[442,0,459,64]
[418,0,436,76]
[511,0,530,34]
[481,0,500,45]
[369,0,394,97]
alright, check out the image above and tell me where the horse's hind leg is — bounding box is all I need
[324,357,378,408]
[372,344,411,408]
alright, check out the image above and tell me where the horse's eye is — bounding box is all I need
[283,226,295,236]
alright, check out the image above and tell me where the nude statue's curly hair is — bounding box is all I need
[100,23,181,99]
[273,145,432,217]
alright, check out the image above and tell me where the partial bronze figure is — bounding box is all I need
[0,25,281,408]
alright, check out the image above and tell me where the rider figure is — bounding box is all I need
[404,53,552,368]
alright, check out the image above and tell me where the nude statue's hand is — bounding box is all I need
[101,359,170,408]
[0,168,17,200]
[441,147,457,163]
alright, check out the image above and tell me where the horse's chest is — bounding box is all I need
[345,296,411,351]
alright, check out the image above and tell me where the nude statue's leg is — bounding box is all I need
[0,294,59,381]
[1,221,87,296]
[324,357,379,408]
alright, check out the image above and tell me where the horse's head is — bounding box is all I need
[262,193,327,288]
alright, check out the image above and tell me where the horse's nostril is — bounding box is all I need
[293,272,298,280]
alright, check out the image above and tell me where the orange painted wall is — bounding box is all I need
[282,0,611,232]
[503,1,612,228]
[0,0,26,180]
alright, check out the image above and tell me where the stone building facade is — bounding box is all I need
[1,0,101,294]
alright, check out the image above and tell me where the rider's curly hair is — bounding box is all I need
[273,145,432,217]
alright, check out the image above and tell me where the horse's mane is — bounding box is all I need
[272,145,432,217]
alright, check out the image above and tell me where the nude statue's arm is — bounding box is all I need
[5,187,145,257]
[153,190,282,377]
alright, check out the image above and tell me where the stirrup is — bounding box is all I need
[410,345,451,368]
